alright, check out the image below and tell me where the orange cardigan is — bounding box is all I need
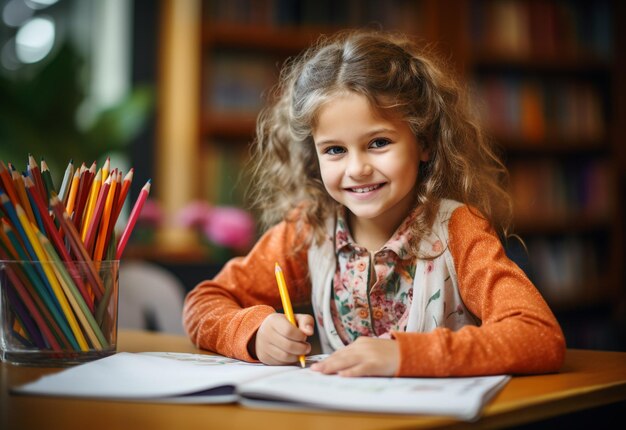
[183,206,566,376]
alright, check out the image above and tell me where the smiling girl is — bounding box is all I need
[183,30,565,377]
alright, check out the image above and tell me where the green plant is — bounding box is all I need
[0,42,152,180]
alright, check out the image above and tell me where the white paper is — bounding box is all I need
[13,351,509,420]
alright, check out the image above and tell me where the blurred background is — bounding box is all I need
[0,0,624,350]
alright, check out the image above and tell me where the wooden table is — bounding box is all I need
[2,329,626,429]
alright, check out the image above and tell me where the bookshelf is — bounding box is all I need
[156,0,625,348]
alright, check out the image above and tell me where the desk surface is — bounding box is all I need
[2,330,626,430]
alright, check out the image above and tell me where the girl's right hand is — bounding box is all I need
[253,313,314,365]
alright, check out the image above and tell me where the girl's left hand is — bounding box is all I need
[310,337,399,377]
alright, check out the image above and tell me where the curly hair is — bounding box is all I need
[247,29,512,252]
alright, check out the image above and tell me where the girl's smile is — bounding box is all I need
[312,92,429,245]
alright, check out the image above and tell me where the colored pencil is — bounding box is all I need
[0,160,20,206]
[25,177,94,312]
[10,165,36,225]
[72,162,95,229]
[50,195,104,300]
[94,170,117,261]
[27,154,46,203]
[39,231,107,349]
[81,168,102,240]
[103,170,122,255]
[40,158,56,199]
[101,156,110,186]
[58,159,74,205]
[116,179,151,259]
[2,221,74,349]
[15,205,88,351]
[0,245,61,350]
[274,262,306,368]
[65,168,81,215]
[83,175,111,255]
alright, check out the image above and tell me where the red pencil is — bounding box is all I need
[116,179,151,259]
[0,160,20,206]
[73,162,96,229]
[27,154,46,203]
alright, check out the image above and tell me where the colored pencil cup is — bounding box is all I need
[0,259,119,366]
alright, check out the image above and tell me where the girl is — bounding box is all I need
[183,30,565,377]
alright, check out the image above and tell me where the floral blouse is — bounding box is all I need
[331,208,418,344]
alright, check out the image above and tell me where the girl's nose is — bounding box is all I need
[346,153,373,178]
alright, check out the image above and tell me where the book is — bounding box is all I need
[13,351,510,421]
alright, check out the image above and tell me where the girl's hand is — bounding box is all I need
[310,337,399,377]
[253,313,314,365]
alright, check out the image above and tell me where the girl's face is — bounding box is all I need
[312,92,429,234]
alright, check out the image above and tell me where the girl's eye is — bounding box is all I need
[324,146,345,155]
[370,138,391,149]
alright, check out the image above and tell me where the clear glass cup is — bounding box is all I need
[0,260,119,366]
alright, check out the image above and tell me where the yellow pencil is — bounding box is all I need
[81,168,102,240]
[274,262,306,368]
[39,231,106,350]
[101,156,110,186]
[15,205,89,351]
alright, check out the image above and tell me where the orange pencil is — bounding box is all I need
[111,168,133,226]
[102,170,122,255]
[66,167,81,215]
[10,165,36,224]
[93,170,118,261]
[81,168,102,240]
[116,179,150,259]
[84,175,111,255]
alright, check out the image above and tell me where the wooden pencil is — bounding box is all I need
[25,178,94,312]
[50,195,104,300]
[81,168,102,240]
[39,232,107,349]
[94,170,118,262]
[3,221,74,349]
[58,159,74,205]
[116,179,151,260]
[15,205,88,351]
[65,168,81,215]
[10,165,36,225]
[0,160,20,206]
[40,158,56,199]
[27,154,46,203]
[84,175,111,256]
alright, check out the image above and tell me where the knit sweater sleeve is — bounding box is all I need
[392,206,566,376]
[182,219,310,362]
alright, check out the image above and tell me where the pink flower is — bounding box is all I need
[203,206,255,250]
[175,200,213,228]
[137,199,163,226]
[175,201,256,250]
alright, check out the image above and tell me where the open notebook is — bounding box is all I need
[13,352,510,421]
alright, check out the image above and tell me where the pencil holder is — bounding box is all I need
[0,259,119,366]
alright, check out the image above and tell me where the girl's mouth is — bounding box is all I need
[347,183,383,193]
